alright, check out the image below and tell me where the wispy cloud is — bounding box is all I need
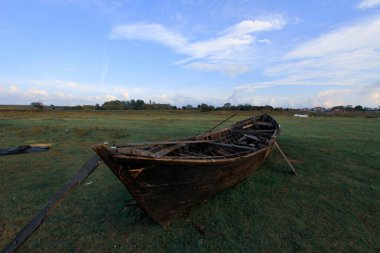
[357,0,380,9]
[222,15,380,108]
[0,79,141,105]
[315,83,380,107]
[224,82,380,108]
[285,17,380,59]
[260,16,380,94]
[110,17,286,76]
[100,60,109,89]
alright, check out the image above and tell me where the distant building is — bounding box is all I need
[311,107,326,112]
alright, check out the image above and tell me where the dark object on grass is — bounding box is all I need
[0,145,49,156]
[1,155,101,253]
[93,114,281,226]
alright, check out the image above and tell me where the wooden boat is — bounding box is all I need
[93,114,280,225]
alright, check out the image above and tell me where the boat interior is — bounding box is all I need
[113,115,279,159]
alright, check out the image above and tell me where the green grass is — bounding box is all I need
[0,110,379,252]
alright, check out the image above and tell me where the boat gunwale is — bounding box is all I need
[95,114,280,165]
[112,139,276,165]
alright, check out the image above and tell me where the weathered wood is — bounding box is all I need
[117,147,156,157]
[244,134,260,142]
[117,143,186,158]
[0,145,49,156]
[181,150,211,157]
[213,148,230,156]
[210,142,258,151]
[153,143,186,158]
[93,114,281,225]
[231,129,275,134]
[1,155,101,253]
[206,112,239,132]
[254,121,274,127]
[116,140,209,148]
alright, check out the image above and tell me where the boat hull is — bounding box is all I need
[94,140,275,225]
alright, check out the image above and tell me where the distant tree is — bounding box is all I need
[31,101,43,111]
[223,103,232,110]
[237,104,252,111]
[95,103,102,110]
[354,105,363,111]
[81,105,96,110]
[101,100,125,110]
[50,104,56,110]
[345,105,353,111]
[134,99,145,110]
[264,105,273,111]
[198,103,215,112]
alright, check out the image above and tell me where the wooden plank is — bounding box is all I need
[117,147,156,157]
[210,142,258,151]
[213,149,230,156]
[0,145,50,156]
[1,155,101,253]
[244,134,260,142]
[117,143,185,158]
[116,140,209,148]
[181,150,211,157]
[230,129,274,134]
[154,144,186,158]
[206,112,239,132]
[242,123,254,129]
[254,121,273,127]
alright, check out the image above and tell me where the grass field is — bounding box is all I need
[0,110,379,252]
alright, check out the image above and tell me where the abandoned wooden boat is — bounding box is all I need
[93,114,280,225]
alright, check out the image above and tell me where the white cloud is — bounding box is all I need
[185,62,250,76]
[29,79,88,90]
[0,80,143,105]
[316,89,353,108]
[285,17,380,59]
[104,94,117,101]
[224,82,380,108]
[358,0,380,9]
[315,84,380,107]
[220,19,285,36]
[122,91,129,99]
[110,24,188,53]
[29,88,49,96]
[258,39,271,44]
[9,85,20,93]
[110,17,286,75]
[250,15,380,107]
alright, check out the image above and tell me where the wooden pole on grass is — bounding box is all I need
[1,155,101,253]
[274,141,298,175]
[206,112,239,132]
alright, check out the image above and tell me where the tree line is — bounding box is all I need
[31,100,378,112]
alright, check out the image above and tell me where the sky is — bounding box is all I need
[1,0,380,108]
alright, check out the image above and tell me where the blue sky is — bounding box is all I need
[1,0,380,108]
